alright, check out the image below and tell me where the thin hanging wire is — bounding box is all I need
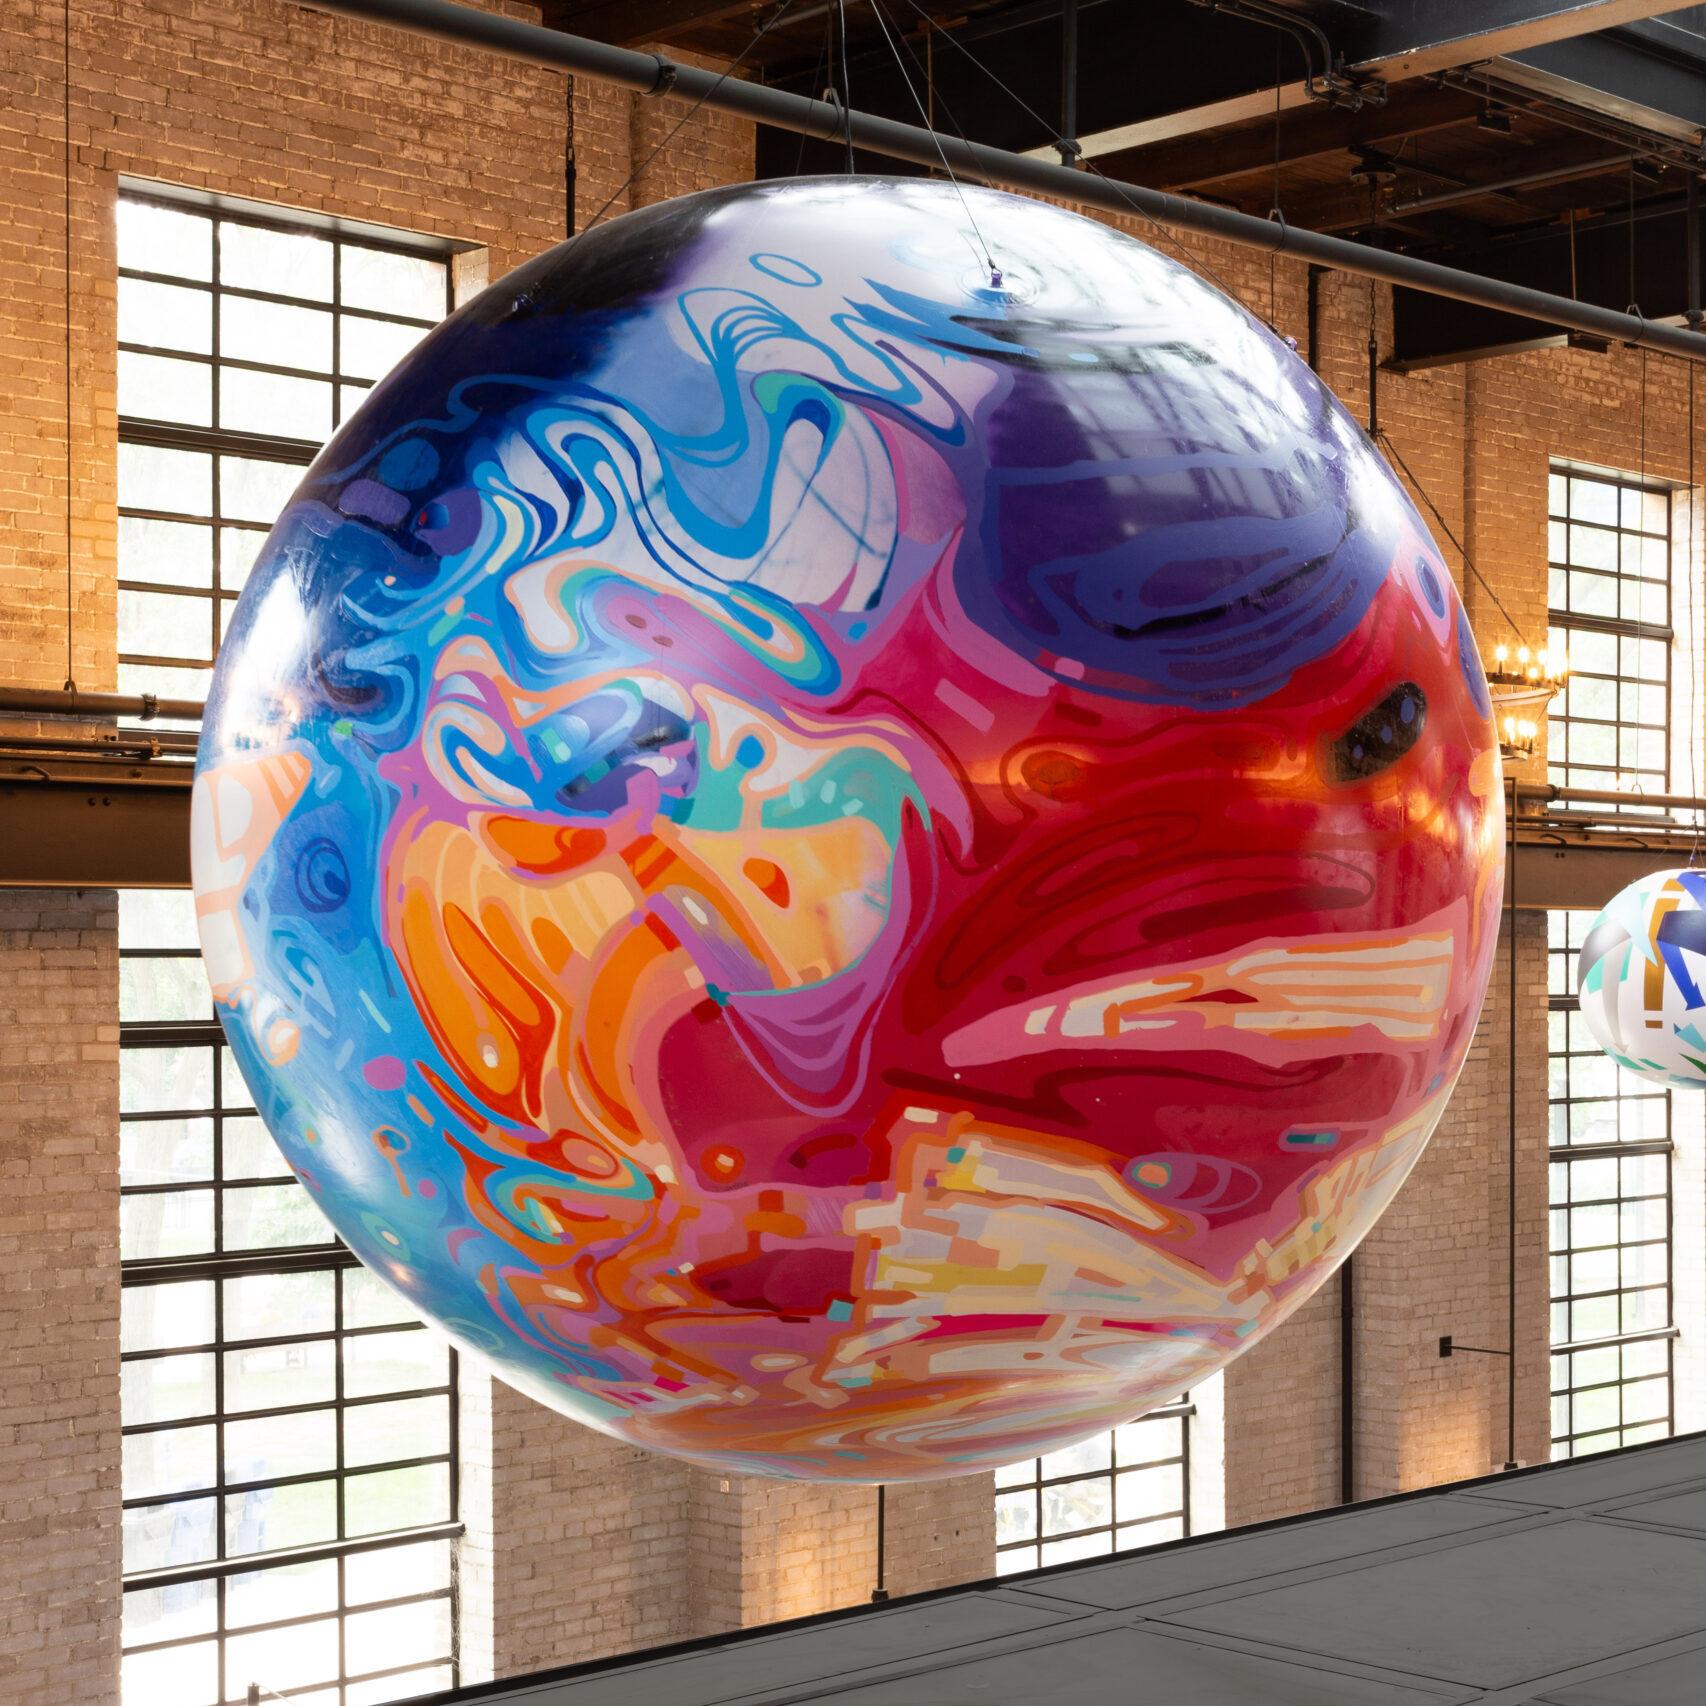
[1269,38,1281,328]
[579,1,798,240]
[1689,358,1702,861]
[890,0,1246,304]
[868,0,996,280]
[62,0,75,692]
[1376,427,1524,636]
[836,0,855,173]
[794,13,833,176]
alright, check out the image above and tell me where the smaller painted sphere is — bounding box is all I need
[1578,868,1706,1089]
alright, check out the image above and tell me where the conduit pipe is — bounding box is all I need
[300,0,1706,361]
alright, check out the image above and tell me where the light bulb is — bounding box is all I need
[1517,646,1530,664]
[1495,644,1509,666]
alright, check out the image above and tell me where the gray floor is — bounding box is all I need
[435,1433,1706,1705]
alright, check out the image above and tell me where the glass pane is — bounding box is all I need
[123,1495,217,1573]
[121,1352,215,1426]
[122,1281,214,1354]
[341,245,445,318]
[223,1613,340,1695]
[122,1638,218,1706]
[120,1117,214,1186]
[220,526,267,591]
[1570,478,1618,524]
[344,1597,452,1677]
[221,1116,287,1181]
[119,276,213,354]
[119,350,212,426]
[345,1396,449,1468]
[221,296,333,371]
[222,1182,334,1252]
[122,1575,217,1647]
[120,955,208,1024]
[220,455,305,524]
[347,1668,452,1706]
[219,367,333,439]
[121,1046,212,1114]
[225,1475,338,1557]
[343,1329,446,1398]
[224,1408,337,1485]
[1036,1432,1111,1481]
[1041,1475,1112,1538]
[119,517,214,595]
[225,1555,339,1628]
[119,587,213,662]
[995,1489,1037,1545]
[344,1462,451,1537]
[340,314,428,382]
[344,1538,451,1605]
[1115,1463,1183,1524]
[119,201,213,281]
[342,1266,420,1330]
[1114,1416,1181,1467]
[121,1187,214,1261]
[119,888,198,950]
[123,1421,216,1502]
[224,1339,336,1414]
[223,1270,335,1341]
[221,223,333,299]
[119,443,211,516]
[1040,1530,1112,1568]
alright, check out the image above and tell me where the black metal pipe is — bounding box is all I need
[1056,0,1079,168]
[0,685,204,722]
[297,0,1706,363]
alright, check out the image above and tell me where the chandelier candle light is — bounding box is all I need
[1487,641,1567,763]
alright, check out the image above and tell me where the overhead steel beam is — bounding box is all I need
[1497,27,1706,145]
[1097,82,1485,192]
[296,0,1706,363]
[0,764,192,889]
[1058,0,1686,161]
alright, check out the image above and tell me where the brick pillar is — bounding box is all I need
[0,889,121,1706]
[458,1373,698,1682]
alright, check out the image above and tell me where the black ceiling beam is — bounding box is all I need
[1065,1,1685,160]
[1096,81,1486,192]
[1497,25,1706,144]
[1390,189,1701,366]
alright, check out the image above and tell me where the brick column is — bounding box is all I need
[0,889,121,1706]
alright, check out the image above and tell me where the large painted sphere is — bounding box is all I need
[194,179,1502,1480]
[1578,869,1706,1089]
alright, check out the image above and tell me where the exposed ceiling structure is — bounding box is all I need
[539,0,1706,367]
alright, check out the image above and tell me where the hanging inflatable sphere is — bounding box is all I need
[1577,868,1706,1089]
[193,179,1503,1480]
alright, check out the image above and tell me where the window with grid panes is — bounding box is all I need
[1546,910,1675,1458]
[117,189,463,1706]
[1546,467,1673,796]
[993,1396,1193,1572]
[120,891,460,1706]
[116,189,453,713]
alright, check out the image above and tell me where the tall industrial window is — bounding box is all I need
[1546,910,1675,1457]
[1547,466,1673,795]
[116,188,452,711]
[993,1396,1195,1572]
[117,190,461,1706]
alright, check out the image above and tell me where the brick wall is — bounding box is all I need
[0,889,119,1706]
